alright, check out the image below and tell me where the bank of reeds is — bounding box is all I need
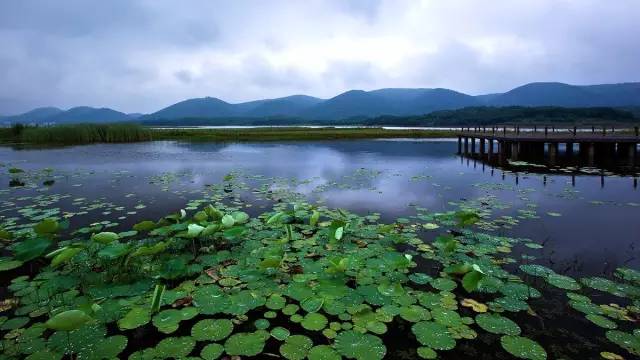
[1,123,152,144]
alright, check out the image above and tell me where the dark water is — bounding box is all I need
[2,139,639,276]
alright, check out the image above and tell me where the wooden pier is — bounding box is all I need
[457,125,639,167]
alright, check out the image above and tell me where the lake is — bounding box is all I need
[1,139,639,359]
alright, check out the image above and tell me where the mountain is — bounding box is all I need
[0,107,63,123]
[142,97,236,120]
[5,81,640,124]
[0,106,131,124]
[487,82,640,107]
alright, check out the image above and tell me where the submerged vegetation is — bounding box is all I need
[0,123,152,145]
[0,168,639,360]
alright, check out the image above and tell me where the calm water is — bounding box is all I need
[2,139,639,276]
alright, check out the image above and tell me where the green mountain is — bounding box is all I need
[4,82,640,124]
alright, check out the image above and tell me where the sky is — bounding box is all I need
[0,0,639,114]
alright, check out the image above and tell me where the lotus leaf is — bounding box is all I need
[201,343,224,360]
[191,318,233,341]
[280,334,313,360]
[301,312,328,331]
[500,335,547,360]
[224,332,266,356]
[412,321,456,350]
[335,330,386,360]
[475,313,521,335]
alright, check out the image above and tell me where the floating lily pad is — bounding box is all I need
[280,334,313,360]
[301,312,328,331]
[224,332,265,356]
[308,345,341,360]
[201,343,224,360]
[500,335,547,360]
[191,318,233,341]
[335,330,386,360]
[475,313,521,335]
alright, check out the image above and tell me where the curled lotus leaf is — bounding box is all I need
[270,326,290,340]
[91,231,119,244]
[45,310,92,331]
[500,335,547,360]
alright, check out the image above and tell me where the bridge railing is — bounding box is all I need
[459,125,640,137]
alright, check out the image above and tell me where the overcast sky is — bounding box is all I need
[1,0,639,114]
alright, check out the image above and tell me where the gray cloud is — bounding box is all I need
[0,0,638,114]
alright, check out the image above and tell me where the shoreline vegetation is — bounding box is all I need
[0,123,458,145]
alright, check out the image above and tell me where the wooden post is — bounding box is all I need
[548,142,558,165]
[630,143,637,167]
[511,142,519,161]
[544,126,548,137]
[488,139,494,161]
[635,126,639,137]
[566,142,574,157]
[457,136,462,154]
[588,142,595,166]
[464,137,469,155]
[573,126,577,136]
[498,141,506,165]
[471,137,476,155]
[480,138,485,157]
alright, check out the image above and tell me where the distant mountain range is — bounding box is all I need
[2,82,639,124]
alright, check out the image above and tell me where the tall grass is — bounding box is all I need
[15,123,152,144]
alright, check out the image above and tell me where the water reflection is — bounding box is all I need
[1,139,639,275]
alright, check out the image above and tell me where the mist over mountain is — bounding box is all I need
[3,82,639,124]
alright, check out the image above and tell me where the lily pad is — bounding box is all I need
[335,330,386,360]
[500,335,547,360]
[191,318,233,341]
[475,313,521,335]
[280,334,313,360]
[224,332,266,356]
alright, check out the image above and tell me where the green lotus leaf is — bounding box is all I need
[93,335,128,358]
[430,278,457,291]
[417,347,438,359]
[266,294,286,310]
[255,318,270,330]
[412,321,456,350]
[186,223,205,237]
[91,231,119,244]
[500,283,541,300]
[97,241,130,259]
[301,296,324,313]
[335,330,386,360]
[519,264,554,277]
[0,257,23,271]
[282,304,300,316]
[585,314,617,329]
[377,281,405,297]
[133,220,156,232]
[224,332,266,356]
[475,313,521,335]
[431,307,463,327]
[118,307,151,330]
[546,273,581,290]
[400,305,430,322]
[155,336,195,358]
[225,290,265,315]
[409,273,433,285]
[13,237,52,261]
[191,318,233,341]
[490,296,530,312]
[280,334,313,360]
[201,343,224,360]
[45,310,91,331]
[152,307,199,334]
[308,345,341,360]
[270,326,290,340]
[221,214,235,228]
[192,284,229,314]
[33,218,58,235]
[500,335,547,360]
[301,312,328,331]
[606,330,640,355]
[231,211,250,224]
[2,316,30,330]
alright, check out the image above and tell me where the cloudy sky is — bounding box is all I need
[1,0,638,114]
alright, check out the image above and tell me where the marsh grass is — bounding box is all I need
[1,123,152,144]
[151,127,457,142]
